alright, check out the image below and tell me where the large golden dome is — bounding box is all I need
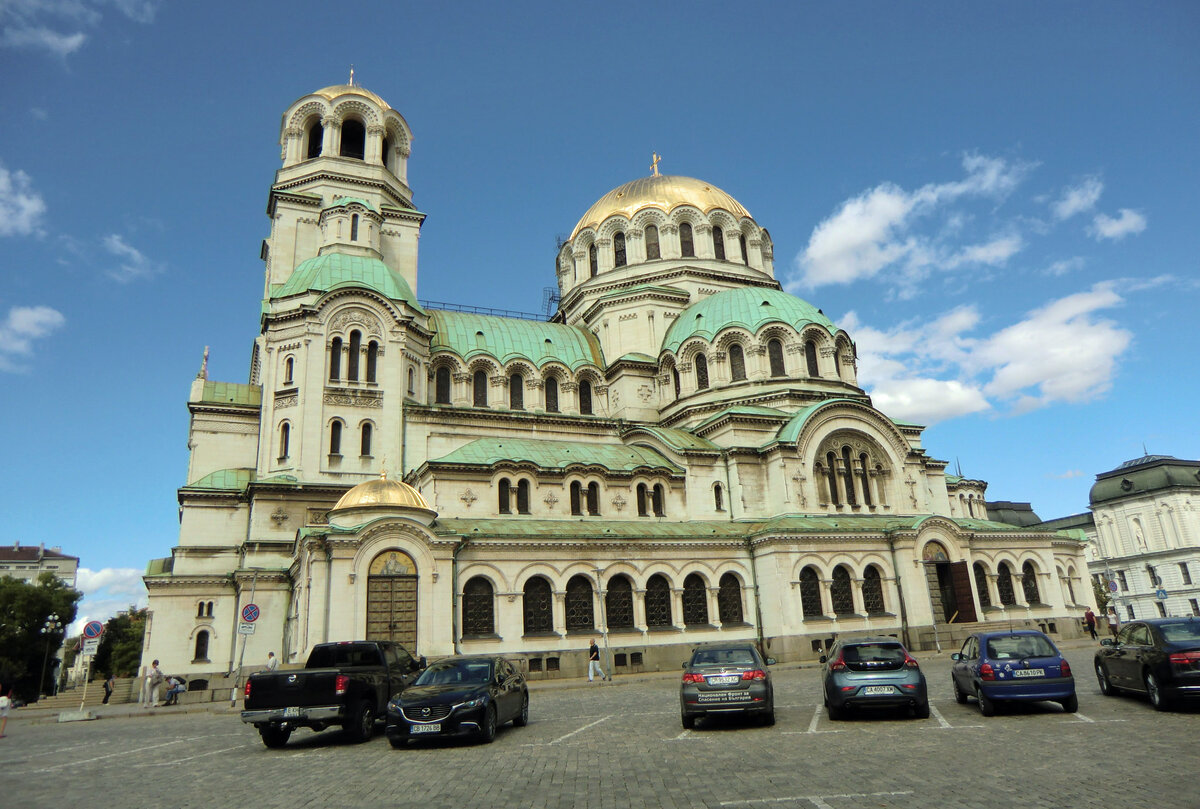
[312,84,392,110]
[333,474,429,511]
[571,175,752,239]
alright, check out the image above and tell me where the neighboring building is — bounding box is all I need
[142,81,1093,680]
[1041,455,1200,622]
[0,542,79,587]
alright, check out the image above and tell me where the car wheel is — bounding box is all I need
[479,704,498,743]
[1095,662,1117,696]
[513,693,529,727]
[826,701,843,721]
[761,708,776,727]
[1145,671,1171,711]
[388,735,408,750]
[681,711,696,730]
[344,700,373,743]
[976,686,996,717]
[953,678,968,705]
[1061,694,1078,713]
[258,726,291,749]
[913,701,930,719]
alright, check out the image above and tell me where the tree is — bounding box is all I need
[0,572,83,701]
[93,607,149,678]
[1092,577,1111,614]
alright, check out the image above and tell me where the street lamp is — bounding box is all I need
[40,613,62,698]
[594,569,612,681]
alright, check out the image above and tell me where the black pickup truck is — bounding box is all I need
[241,640,423,748]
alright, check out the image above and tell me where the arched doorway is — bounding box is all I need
[367,550,418,652]
[922,540,977,624]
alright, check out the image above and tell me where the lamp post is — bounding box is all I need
[594,568,612,681]
[40,613,62,698]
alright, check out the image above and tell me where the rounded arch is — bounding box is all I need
[331,98,381,127]
[798,564,823,618]
[522,574,555,635]
[716,570,745,624]
[462,574,496,637]
[681,571,709,625]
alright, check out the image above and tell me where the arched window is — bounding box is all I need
[463,577,494,636]
[679,222,694,257]
[196,601,205,618]
[645,574,672,627]
[768,339,785,377]
[570,481,583,516]
[862,566,885,614]
[717,573,743,624]
[589,243,598,277]
[435,366,451,404]
[407,367,414,394]
[825,451,841,507]
[858,453,873,507]
[516,479,530,514]
[729,344,746,381]
[329,420,342,455]
[652,484,665,517]
[283,356,294,385]
[565,575,595,632]
[833,348,841,377]
[645,225,661,260]
[306,121,324,159]
[586,482,600,515]
[509,373,524,410]
[360,422,372,456]
[712,226,725,260]
[800,566,823,618]
[841,446,857,507]
[350,213,359,241]
[278,422,290,459]
[545,376,559,412]
[193,630,210,662]
[329,337,342,381]
[498,478,511,514]
[340,119,366,159]
[997,563,1017,606]
[606,575,634,630]
[713,483,724,511]
[973,562,991,608]
[579,380,593,415]
[636,483,649,517]
[831,565,854,615]
[613,231,627,267]
[206,601,213,617]
[366,341,378,383]
[739,234,748,264]
[1021,562,1041,604]
[805,340,819,377]
[473,370,488,407]
[380,136,391,170]
[682,573,708,625]
[672,367,680,398]
[695,354,709,390]
[347,330,361,381]
[522,577,553,635]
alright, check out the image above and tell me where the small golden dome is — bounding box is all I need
[333,475,430,511]
[571,175,752,239]
[312,84,392,110]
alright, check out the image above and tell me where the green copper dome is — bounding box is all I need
[275,252,420,307]
[1090,455,1200,506]
[429,310,604,370]
[661,287,837,354]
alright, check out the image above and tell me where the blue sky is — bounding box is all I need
[2,1,1197,633]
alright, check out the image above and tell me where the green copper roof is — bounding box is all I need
[183,468,256,492]
[429,310,604,370]
[197,382,262,407]
[275,252,421,307]
[429,438,682,473]
[1090,456,1200,505]
[626,426,720,452]
[615,352,657,364]
[662,287,837,354]
[329,196,378,213]
[771,398,863,445]
[696,405,788,431]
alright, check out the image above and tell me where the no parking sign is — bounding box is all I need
[239,603,259,635]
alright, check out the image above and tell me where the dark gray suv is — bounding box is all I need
[820,636,929,719]
[680,643,775,728]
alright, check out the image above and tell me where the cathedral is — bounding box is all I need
[142,82,1093,681]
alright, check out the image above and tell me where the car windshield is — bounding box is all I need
[842,643,905,664]
[1159,622,1200,642]
[986,635,1056,660]
[414,659,493,686]
[691,648,756,666]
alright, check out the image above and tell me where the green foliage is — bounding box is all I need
[93,607,149,678]
[0,572,83,701]
[1092,577,1111,613]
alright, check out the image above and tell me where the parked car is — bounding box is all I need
[679,642,775,729]
[385,655,528,747]
[1094,617,1200,711]
[241,640,424,748]
[951,629,1076,716]
[820,636,928,720]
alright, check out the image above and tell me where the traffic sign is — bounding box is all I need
[82,620,104,639]
[238,622,256,635]
[1156,588,1168,601]
[81,637,100,656]
[241,603,260,623]
[1107,580,1118,593]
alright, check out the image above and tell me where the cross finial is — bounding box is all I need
[197,346,209,380]
[349,65,355,86]
[380,456,388,480]
[651,152,661,177]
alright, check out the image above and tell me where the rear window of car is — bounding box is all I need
[842,643,905,664]
[691,648,757,666]
[986,635,1056,659]
[415,659,493,686]
[306,643,383,668]
[1159,622,1200,642]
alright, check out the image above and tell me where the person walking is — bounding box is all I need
[265,651,279,672]
[1083,608,1098,640]
[1106,608,1121,639]
[587,639,606,683]
[142,660,165,708]
[0,683,10,738]
[102,673,115,704]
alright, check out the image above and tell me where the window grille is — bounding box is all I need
[862,566,885,614]
[463,577,494,635]
[606,576,634,629]
[800,567,822,617]
[682,574,708,625]
[565,575,595,631]
[645,575,672,626]
[831,566,854,615]
[717,573,743,624]
[523,577,553,634]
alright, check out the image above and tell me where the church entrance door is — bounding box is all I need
[367,550,418,652]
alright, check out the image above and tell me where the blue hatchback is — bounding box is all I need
[950,630,1076,716]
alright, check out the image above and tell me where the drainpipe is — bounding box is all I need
[885,531,913,650]
[451,537,469,654]
[323,540,333,643]
[724,450,765,654]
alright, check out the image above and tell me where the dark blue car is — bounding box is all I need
[950,629,1076,716]
[385,655,528,747]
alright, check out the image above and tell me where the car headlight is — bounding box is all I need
[458,696,487,710]
[387,699,403,712]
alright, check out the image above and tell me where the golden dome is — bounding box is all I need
[571,175,752,239]
[333,475,430,511]
[312,84,392,110]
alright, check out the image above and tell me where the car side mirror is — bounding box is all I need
[950,653,962,661]
[765,657,776,666]
[818,655,827,664]
[1099,638,1114,647]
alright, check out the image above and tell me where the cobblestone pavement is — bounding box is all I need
[1,643,1195,809]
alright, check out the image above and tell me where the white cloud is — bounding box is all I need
[1,0,157,58]
[1045,257,1085,277]
[0,25,85,55]
[69,567,148,635]
[0,304,65,371]
[1090,208,1147,241]
[1049,470,1085,480]
[1052,176,1103,220]
[0,162,47,236]
[104,232,162,282]
[943,234,1024,269]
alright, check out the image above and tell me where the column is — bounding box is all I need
[321,115,340,156]
[707,587,721,627]
[671,588,684,628]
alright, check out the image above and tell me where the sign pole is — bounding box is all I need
[232,572,258,706]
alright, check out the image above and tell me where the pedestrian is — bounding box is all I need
[163,676,186,706]
[1107,608,1120,639]
[0,682,10,738]
[587,638,606,683]
[142,660,165,708]
[265,651,279,672]
[1083,608,1098,640]
[102,673,115,704]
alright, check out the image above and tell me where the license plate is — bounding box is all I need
[862,686,895,695]
[283,706,300,718]
[1013,668,1045,678]
[411,723,441,733]
[707,675,739,685]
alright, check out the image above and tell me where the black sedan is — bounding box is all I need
[1094,617,1200,710]
[385,655,528,746]
[680,643,775,728]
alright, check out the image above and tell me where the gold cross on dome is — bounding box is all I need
[651,152,662,176]
[349,65,355,86]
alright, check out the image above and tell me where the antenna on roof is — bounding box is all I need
[1143,442,1149,456]
[955,457,963,478]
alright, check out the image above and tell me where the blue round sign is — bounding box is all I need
[241,603,260,623]
[82,620,104,639]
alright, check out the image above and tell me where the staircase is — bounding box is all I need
[29,677,139,710]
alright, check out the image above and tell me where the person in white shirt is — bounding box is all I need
[265,652,279,672]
